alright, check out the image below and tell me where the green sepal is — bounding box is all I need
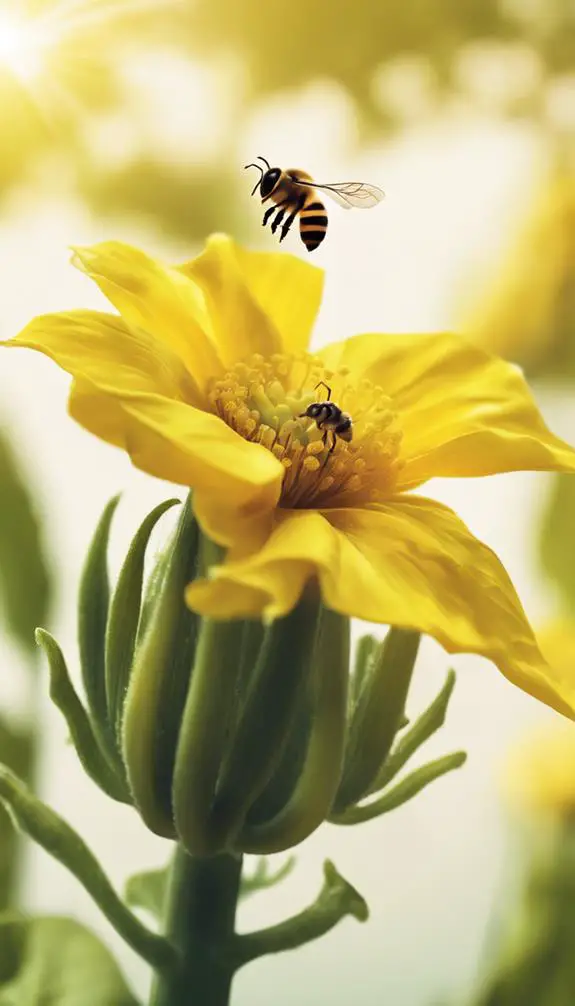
[122,499,201,839]
[230,860,368,967]
[331,750,467,825]
[0,766,176,971]
[372,669,456,792]
[78,494,120,758]
[171,614,246,856]
[236,620,265,697]
[136,533,172,647]
[244,622,316,829]
[0,913,139,1005]
[244,684,312,827]
[350,633,378,704]
[334,627,420,813]
[239,608,349,853]
[105,497,180,747]
[36,628,130,804]
[239,856,296,901]
[208,593,322,853]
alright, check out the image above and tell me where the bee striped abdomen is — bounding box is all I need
[299,199,328,252]
[335,414,353,441]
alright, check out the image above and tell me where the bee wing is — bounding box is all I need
[290,178,385,210]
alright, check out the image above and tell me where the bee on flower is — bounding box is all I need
[5,233,575,724]
[298,381,353,453]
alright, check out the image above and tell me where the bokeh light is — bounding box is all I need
[0,6,46,82]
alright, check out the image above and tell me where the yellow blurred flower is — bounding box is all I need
[5,236,575,717]
[505,723,575,818]
[459,166,575,375]
[505,621,575,815]
[539,619,575,676]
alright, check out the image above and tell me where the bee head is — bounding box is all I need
[260,167,281,198]
[301,403,324,420]
[244,156,280,198]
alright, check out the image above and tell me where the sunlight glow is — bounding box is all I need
[0,8,46,82]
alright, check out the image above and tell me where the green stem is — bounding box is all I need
[0,766,175,971]
[151,847,243,1006]
[231,860,368,968]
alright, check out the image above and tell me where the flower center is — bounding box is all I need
[209,352,404,508]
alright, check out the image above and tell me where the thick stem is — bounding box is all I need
[151,846,243,1006]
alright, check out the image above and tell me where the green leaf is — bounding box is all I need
[0,427,52,656]
[125,867,167,921]
[332,751,467,825]
[0,912,24,985]
[239,857,296,901]
[0,719,33,910]
[0,914,138,1005]
[539,473,575,613]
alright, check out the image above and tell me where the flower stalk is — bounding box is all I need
[150,848,243,1006]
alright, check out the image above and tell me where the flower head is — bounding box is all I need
[6,235,575,717]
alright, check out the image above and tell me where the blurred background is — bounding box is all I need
[0,0,574,1002]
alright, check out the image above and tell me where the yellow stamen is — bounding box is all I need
[209,352,403,508]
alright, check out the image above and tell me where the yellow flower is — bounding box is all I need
[457,166,575,375]
[5,236,575,718]
[504,722,575,819]
[504,621,575,816]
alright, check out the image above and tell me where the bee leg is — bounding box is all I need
[263,198,288,227]
[279,195,306,243]
[328,431,337,454]
[270,208,286,234]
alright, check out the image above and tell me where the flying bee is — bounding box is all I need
[299,381,353,453]
[244,156,385,252]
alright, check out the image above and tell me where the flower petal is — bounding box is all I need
[6,309,284,524]
[71,381,284,525]
[179,234,323,364]
[320,332,575,488]
[71,242,222,390]
[6,309,200,403]
[187,495,575,718]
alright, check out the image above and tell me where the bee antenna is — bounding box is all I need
[244,162,265,196]
[257,155,271,169]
